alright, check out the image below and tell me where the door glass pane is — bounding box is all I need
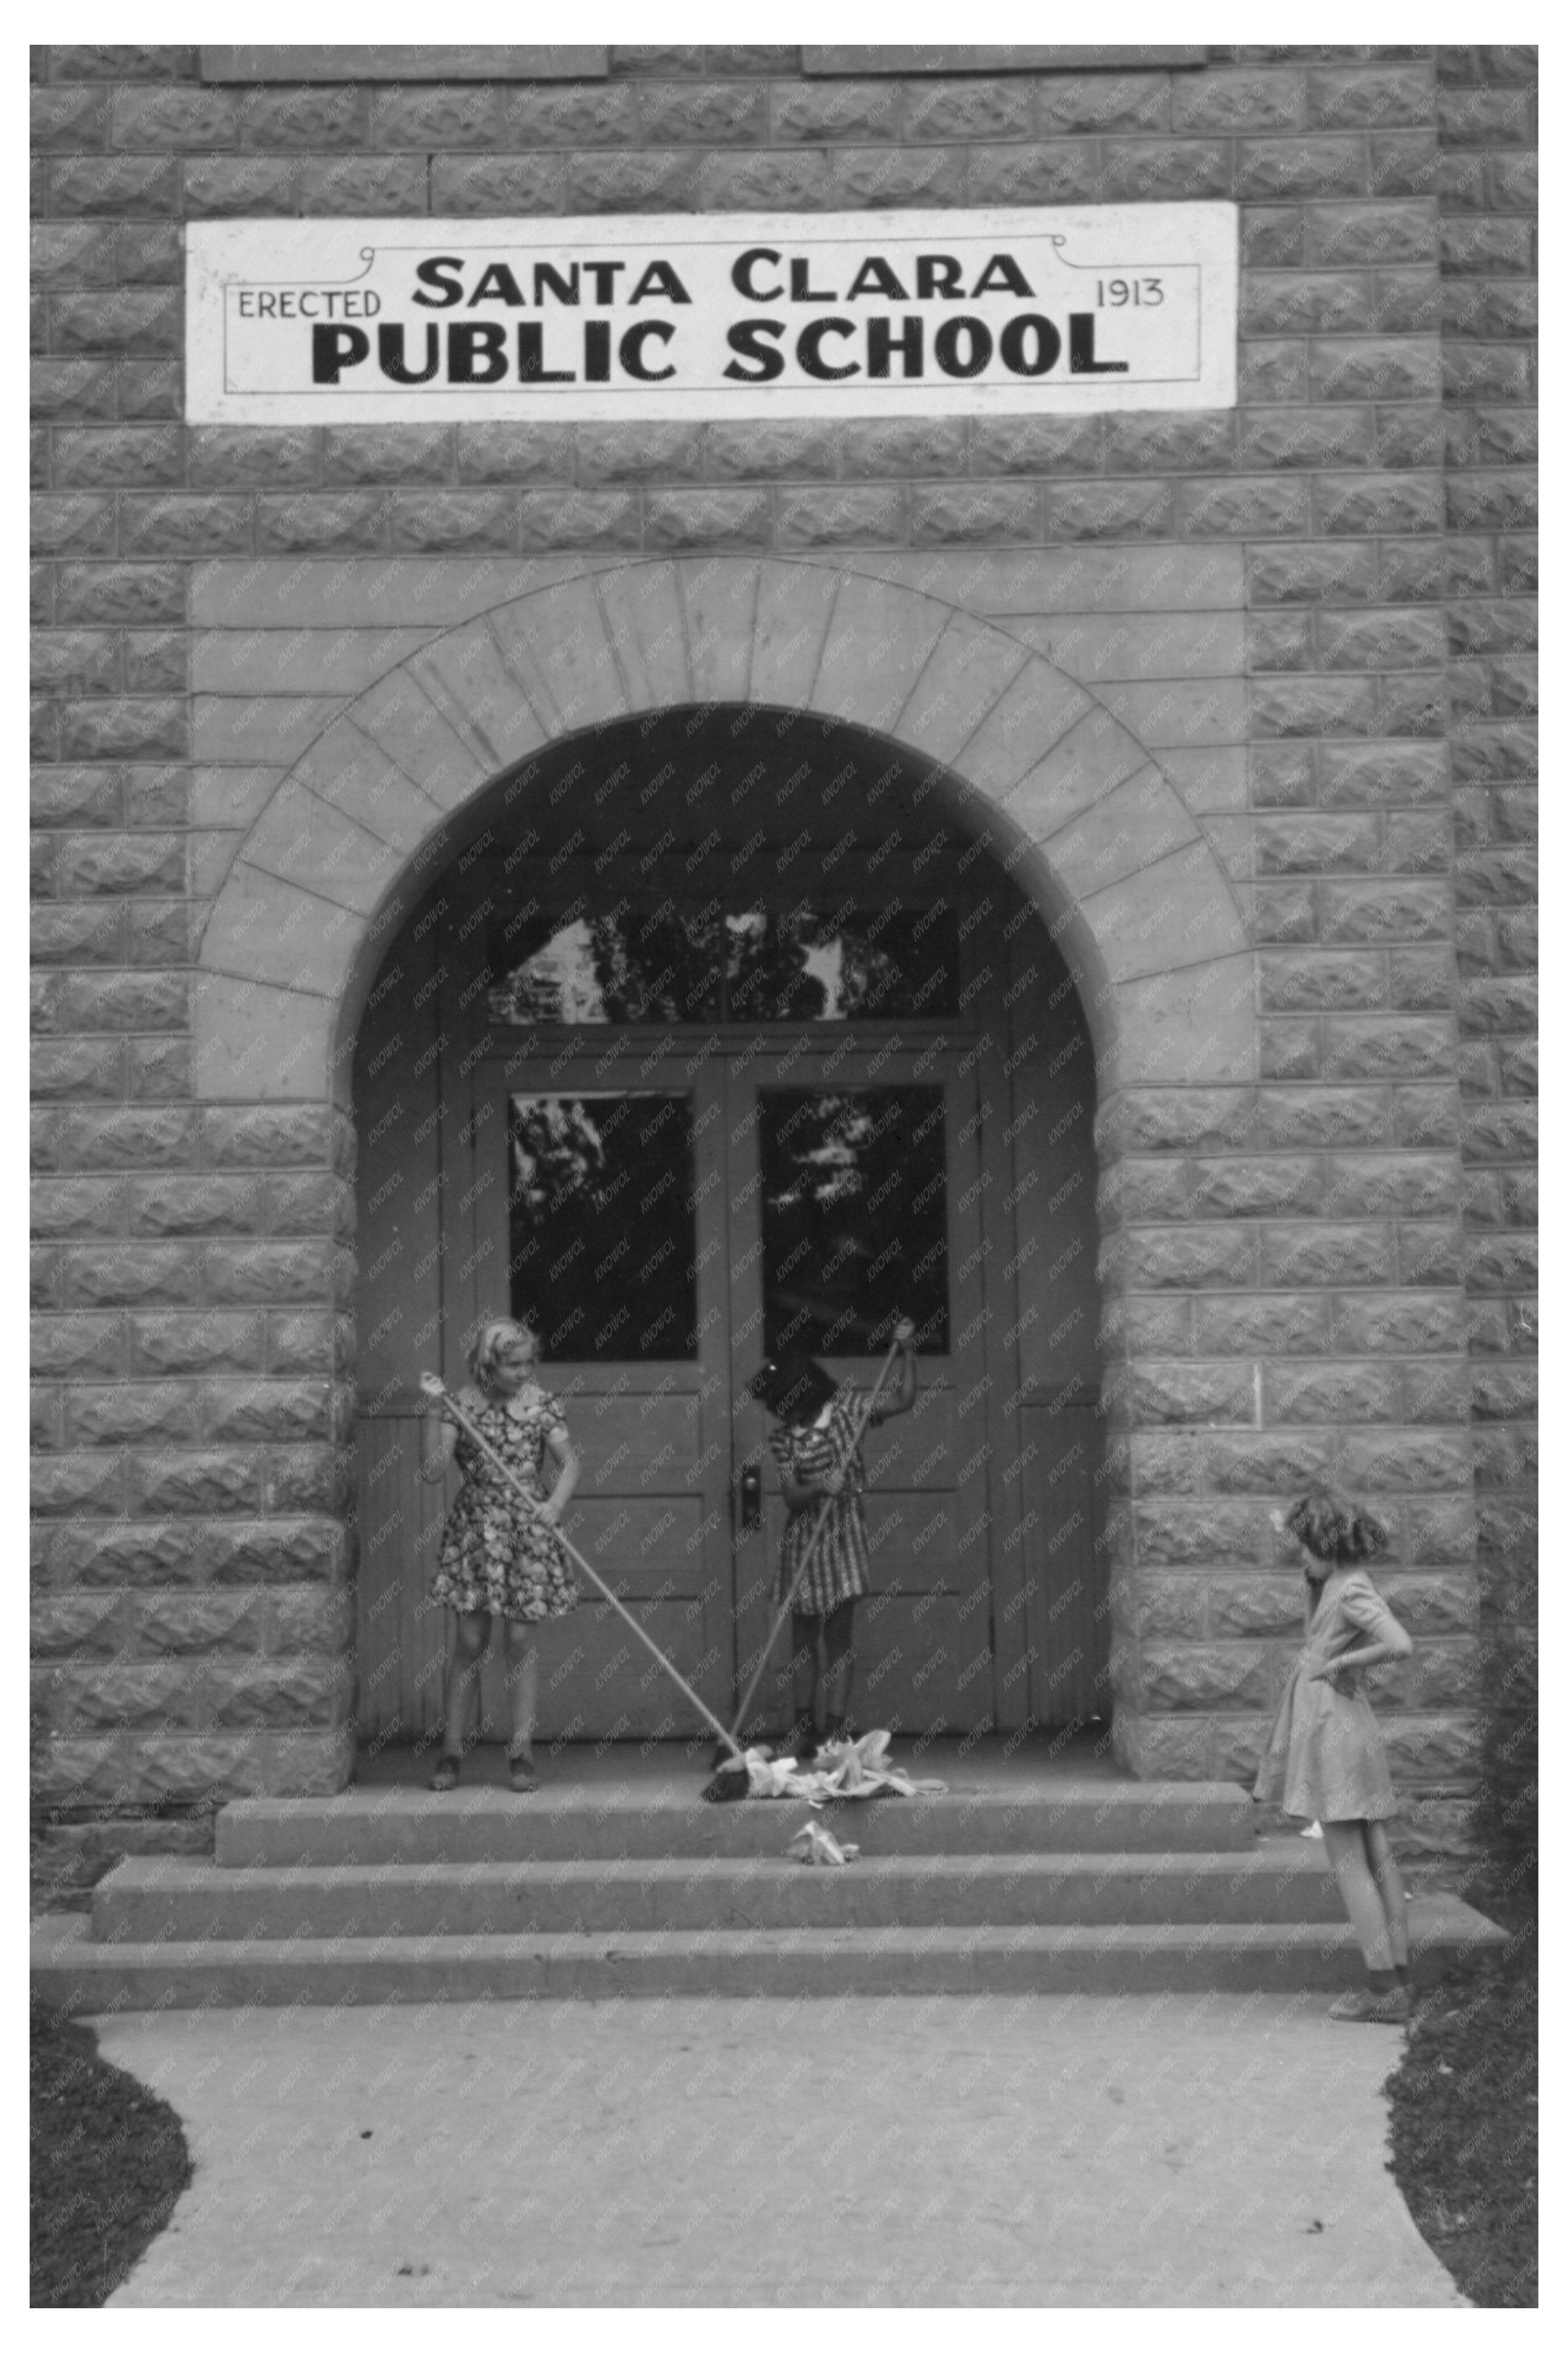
[727,903,959,1022]
[759,1088,949,1358]
[489,905,723,1024]
[509,1092,698,1361]
[486,897,957,1023]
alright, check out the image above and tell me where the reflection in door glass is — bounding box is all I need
[760,1089,949,1358]
[487,899,957,1023]
[729,905,958,1022]
[489,907,723,1024]
[509,1093,698,1361]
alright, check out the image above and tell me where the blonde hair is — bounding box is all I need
[466,1316,541,1391]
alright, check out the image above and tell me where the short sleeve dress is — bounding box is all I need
[428,1387,578,1623]
[767,1387,871,1616]
[1253,1569,1402,1823]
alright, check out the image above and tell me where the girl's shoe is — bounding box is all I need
[1329,1986,1410,2025]
[428,1753,461,1792]
[507,1749,539,1794]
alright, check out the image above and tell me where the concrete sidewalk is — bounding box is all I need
[99,1994,1463,2307]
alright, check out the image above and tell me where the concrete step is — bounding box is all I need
[214,1777,1258,1867]
[94,1846,1345,1941]
[33,1896,1507,2013]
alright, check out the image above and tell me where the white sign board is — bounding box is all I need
[186,206,1237,424]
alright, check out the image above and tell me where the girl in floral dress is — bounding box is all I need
[1255,1487,1416,2023]
[420,1316,581,1792]
[747,1321,917,1757]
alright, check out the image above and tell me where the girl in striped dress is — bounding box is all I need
[748,1320,917,1757]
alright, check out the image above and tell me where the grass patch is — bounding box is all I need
[30,1995,194,2308]
[1385,1928,1537,2308]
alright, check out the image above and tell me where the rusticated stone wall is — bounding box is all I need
[1436,46,1538,1893]
[29,42,1537,1902]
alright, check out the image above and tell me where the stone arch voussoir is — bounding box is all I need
[194,555,1252,1107]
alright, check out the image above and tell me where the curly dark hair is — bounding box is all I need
[748,1354,839,1425]
[1284,1486,1390,1568]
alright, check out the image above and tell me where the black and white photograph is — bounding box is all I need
[27,16,1540,2314]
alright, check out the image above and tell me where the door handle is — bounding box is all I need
[738,1463,763,1534]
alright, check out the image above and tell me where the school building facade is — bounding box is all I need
[31,44,1537,1900]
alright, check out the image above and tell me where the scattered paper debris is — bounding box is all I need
[789,1820,859,1867]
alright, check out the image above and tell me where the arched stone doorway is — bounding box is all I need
[350,704,1107,1749]
[190,555,1255,1782]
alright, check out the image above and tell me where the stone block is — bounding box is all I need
[1140,1642,1275,1712]
[56,1106,197,1170]
[203,1379,333,1445]
[1402,1362,1472,1425]
[1260,951,1386,1012]
[1096,139,1231,203]
[1099,1294,1191,1355]
[1261,1222,1398,1290]
[126,1592,267,1658]
[770,79,900,143]
[1122,1363,1255,1429]
[31,1312,126,1379]
[1206,1577,1308,1636]
[209,1656,352,1730]
[31,1450,123,1516]
[66,1381,200,1448]
[1042,480,1177,542]
[1327,1289,1466,1359]
[1111,1226,1260,1292]
[1319,743,1448,807]
[1254,1087,1393,1151]
[130,1311,267,1376]
[48,156,182,216]
[644,489,772,552]
[203,1241,345,1308]
[51,1662,203,1734]
[1191,1292,1330,1357]
[114,1736,270,1806]
[1134,1500,1275,1568]
[1206,1431,1338,1495]
[1320,1017,1453,1082]
[30,495,118,558]
[31,1594,125,1661]
[198,1519,346,1586]
[30,362,120,423]
[47,1520,199,1589]
[129,1448,265,1517]
[454,425,575,486]
[51,426,185,490]
[1134,1575,1208,1639]
[30,1177,127,1238]
[690,149,833,210]
[1265,1360,1400,1424]
[637,80,768,144]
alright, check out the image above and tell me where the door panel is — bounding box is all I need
[461,1056,735,1741]
[725,1052,994,1739]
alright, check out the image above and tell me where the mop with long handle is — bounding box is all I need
[420,1375,746,1762]
[720,1329,905,1760]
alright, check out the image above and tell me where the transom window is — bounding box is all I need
[487,898,959,1026]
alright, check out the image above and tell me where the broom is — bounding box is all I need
[420,1375,746,1765]
[702,1329,905,1799]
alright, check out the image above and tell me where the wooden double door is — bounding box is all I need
[356,1036,998,1745]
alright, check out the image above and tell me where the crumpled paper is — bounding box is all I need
[787,1727,948,1806]
[789,1820,859,1867]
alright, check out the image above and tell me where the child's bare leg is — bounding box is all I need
[1322,1820,1396,1969]
[821,1600,856,1731]
[501,1621,539,1759]
[441,1609,490,1757]
[1363,1820,1410,1967]
[790,1611,821,1738]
